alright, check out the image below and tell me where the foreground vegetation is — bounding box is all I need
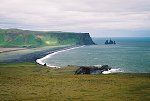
[0,63,150,101]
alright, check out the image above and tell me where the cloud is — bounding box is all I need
[0,0,150,37]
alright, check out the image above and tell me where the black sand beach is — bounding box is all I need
[0,45,79,64]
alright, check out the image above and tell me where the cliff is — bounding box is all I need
[0,28,95,47]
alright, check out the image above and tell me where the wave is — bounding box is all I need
[102,68,123,74]
[36,45,84,68]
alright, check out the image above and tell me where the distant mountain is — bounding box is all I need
[0,28,95,47]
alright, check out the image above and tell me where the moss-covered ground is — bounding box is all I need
[0,63,150,101]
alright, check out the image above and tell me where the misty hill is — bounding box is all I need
[0,28,95,47]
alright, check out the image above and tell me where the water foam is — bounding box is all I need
[102,68,123,74]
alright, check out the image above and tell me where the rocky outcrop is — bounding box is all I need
[105,39,116,45]
[75,65,111,74]
[77,33,95,45]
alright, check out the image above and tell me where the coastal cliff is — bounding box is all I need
[0,28,95,47]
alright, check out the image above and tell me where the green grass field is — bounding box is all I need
[0,63,150,101]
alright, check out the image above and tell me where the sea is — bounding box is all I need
[37,37,150,73]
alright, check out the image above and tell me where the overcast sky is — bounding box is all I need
[0,0,150,37]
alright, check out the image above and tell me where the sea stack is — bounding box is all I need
[105,39,116,45]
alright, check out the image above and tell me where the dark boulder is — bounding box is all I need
[100,65,111,71]
[44,63,47,66]
[75,66,91,74]
[75,65,111,75]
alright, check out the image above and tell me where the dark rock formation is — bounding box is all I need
[105,40,109,45]
[77,33,96,45]
[75,66,91,74]
[44,63,47,66]
[114,41,116,44]
[105,39,116,45]
[75,65,111,75]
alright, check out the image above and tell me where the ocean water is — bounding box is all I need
[41,37,150,73]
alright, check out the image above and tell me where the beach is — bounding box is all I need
[0,45,79,63]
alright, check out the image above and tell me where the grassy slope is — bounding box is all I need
[0,29,43,47]
[0,63,150,101]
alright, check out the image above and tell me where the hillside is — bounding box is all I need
[0,29,95,47]
[0,63,150,101]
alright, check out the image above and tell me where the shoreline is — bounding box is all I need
[35,45,123,74]
[0,45,146,74]
[0,45,80,64]
[36,45,85,68]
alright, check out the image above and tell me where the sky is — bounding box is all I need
[0,0,150,37]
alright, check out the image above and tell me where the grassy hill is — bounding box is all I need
[0,29,95,47]
[0,63,150,101]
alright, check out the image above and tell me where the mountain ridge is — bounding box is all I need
[0,28,95,47]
